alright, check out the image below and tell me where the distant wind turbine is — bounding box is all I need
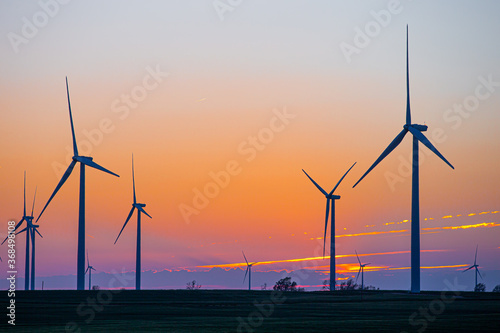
[302,162,356,291]
[242,251,258,291]
[355,250,370,291]
[2,172,37,290]
[85,251,96,290]
[17,186,43,290]
[36,77,119,290]
[114,155,152,290]
[352,26,454,293]
[463,245,482,291]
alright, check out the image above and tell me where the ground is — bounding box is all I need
[2,290,500,332]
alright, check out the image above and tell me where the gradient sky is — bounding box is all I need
[1,0,499,290]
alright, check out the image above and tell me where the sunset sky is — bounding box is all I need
[1,1,499,291]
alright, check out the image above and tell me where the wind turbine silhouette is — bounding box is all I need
[17,187,43,290]
[302,162,356,291]
[85,251,96,290]
[2,172,38,290]
[463,245,482,290]
[352,26,454,293]
[355,250,370,291]
[36,77,120,290]
[114,155,151,290]
[242,251,257,291]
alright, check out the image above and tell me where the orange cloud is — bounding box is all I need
[198,249,448,269]
[422,222,500,231]
[335,229,408,238]
[386,264,468,271]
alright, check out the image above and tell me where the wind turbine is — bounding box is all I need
[17,187,43,290]
[302,162,356,291]
[2,172,36,290]
[114,155,151,290]
[352,26,454,293]
[36,77,119,290]
[355,250,370,291]
[463,245,482,291]
[242,251,257,291]
[85,251,96,290]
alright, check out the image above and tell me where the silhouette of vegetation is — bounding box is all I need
[92,285,100,290]
[361,285,379,290]
[335,278,378,291]
[338,279,358,290]
[261,283,267,290]
[273,277,303,291]
[474,283,486,292]
[186,280,201,290]
[321,279,330,291]
[492,285,500,293]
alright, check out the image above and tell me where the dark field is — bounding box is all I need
[3,289,500,332]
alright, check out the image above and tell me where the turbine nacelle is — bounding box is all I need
[327,194,341,200]
[25,216,35,226]
[134,203,146,208]
[404,124,428,132]
[73,155,93,162]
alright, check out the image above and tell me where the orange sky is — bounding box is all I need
[1,2,499,290]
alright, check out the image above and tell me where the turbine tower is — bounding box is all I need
[355,250,370,291]
[2,172,36,290]
[28,221,43,290]
[36,77,119,290]
[85,251,96,290]
[352,26,454,293]
[463,245,482,291]
[302,162,356,291]
[242,251,257,291]
[115,155,151,290]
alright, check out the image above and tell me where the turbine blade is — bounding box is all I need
[23,171,27,217]
[356,267,361,283]
[35,228,43,238]
[16,227,28,235]
[138,206,152,219]
[77,157,119,177]
[242,251,249,265]
[463,266,474,272]
[132,154,136,204]
[474,245,478,265]
[1,217,25,245]
[355,250,361,265]
[31,186,37,217]
[330,162,357,195]
[66,77,79,156]
[85,267,89,274]
[323,199,330,258]
[407,126,454,169]
[14,218,26,233]
[406,25,411,126]
[243,266,249,283]
[114,207,135,244]
[36,160,77,222]
[302,169,327,196]
[87,250,89,267]
[477,268,483,279]
[353,129,408,188]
